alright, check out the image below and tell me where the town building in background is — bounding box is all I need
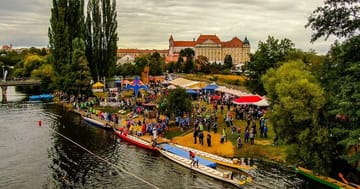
[1,44,13,51]
[117,49,168,65]
[168,34,250,65]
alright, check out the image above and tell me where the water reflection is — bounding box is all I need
[0,100,326,189]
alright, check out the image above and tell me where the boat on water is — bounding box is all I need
[173,144,256,175]
[113,129,158,151]
[293,166,359,189]
[29,94,54,102]
[158,143,253,188]
[82,115,112,130]
[161,143,217,168]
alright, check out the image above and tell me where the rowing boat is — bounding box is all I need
[293,166,357,189]
[113,129,158,151]
[82,115,112,130]
[158,144,252,188]
[173,144,256,174]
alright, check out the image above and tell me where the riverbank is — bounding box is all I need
[56,98,288,164]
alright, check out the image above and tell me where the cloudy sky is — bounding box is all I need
[0,0,337,54]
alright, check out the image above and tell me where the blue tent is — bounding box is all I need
[202,83,218,94]
[186,89,197,94]
[125,77,148,97]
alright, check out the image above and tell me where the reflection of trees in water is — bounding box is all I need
[47,114,119,188]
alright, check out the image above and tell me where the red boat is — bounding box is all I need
[113,129,158,151]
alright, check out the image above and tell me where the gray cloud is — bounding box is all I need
[0,0,335,54]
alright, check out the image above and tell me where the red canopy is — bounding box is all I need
[232,95,262,105]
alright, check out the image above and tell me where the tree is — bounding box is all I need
[116,63,135,79]
[149,52,164,75]
[158,88,193,118]
[194,55,209,73]
[223,54,233,70]
[49,0,84,76]
[244,36,295,95]
[180,48,195,73]
[318,36,360,176]
[49,0,85,92]
[68,38,92,95]
[262,60,328,173]
[85,0,118,81]
[306,0,360,42]
[164,61,176,73]
[31,64,56,93]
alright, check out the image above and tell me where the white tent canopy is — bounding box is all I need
[252,98,270,106]
[215,86,251,97]
[169,78,199,88]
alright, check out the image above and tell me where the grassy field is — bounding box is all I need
[181,73,249,92]
[170,100,289,162]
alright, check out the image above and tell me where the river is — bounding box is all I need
[0,86,327,189]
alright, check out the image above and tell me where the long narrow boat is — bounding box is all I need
[173,144,256,174]
[293,166,358,189]
[113,129,158,151]
[82,115,112,130]
[158,144,253,188]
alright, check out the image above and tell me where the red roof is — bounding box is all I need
[118,49,168,54]
[171,35,244,48]
[233,95,263,105]
[196,35,221,44]
[222,37,243,48]
[173,41,196,47]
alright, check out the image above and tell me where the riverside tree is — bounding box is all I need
[158,88,193,118]
[49,0,85,91]
[85,0,118,81]
[306,0,360,180]
[244,36,295,95]
[261,60,328,172]
[306,0,360,42]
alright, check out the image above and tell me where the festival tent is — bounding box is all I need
[167,85,177,89]
[169,77,199,88]
[115,80,121,87]
[232,95,263,105]
[92,82,105,88]
[186,89,197,94]
[125,77,148,97]
[186,89,198,99]
[203,83,219,93]
[186,82,207,90]
[122,80,131,85]
[252,98,270,106]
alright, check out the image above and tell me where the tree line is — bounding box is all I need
[244,0,359,182]
[47,0,117,95]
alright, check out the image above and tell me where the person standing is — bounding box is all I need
[222,128,227,142]
[192,155,199,168]
[199,132,204,145]
[244,129,249,143]
[213,122,218,133]
[207,133,211,147]
[249,128,255,144]
[193,128,198,144]
[264,125,268,138]
[152,125,157,140]
[237,136,242,148]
